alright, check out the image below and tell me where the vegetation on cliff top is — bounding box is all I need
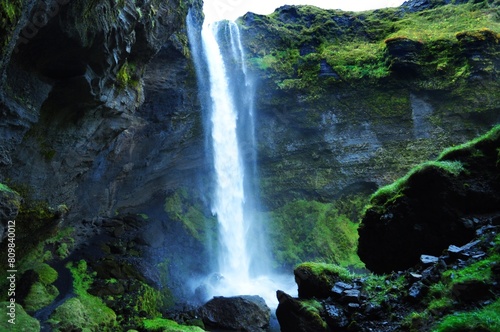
[241,0,500,97]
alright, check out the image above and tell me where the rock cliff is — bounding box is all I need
[0,0,499,330]
[239,0,500,209]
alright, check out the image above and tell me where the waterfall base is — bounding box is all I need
[193,272,297,309]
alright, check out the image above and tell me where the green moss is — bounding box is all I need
[434,298,500,332]
[443,254,498,285]
[0,302,40,331]
[116,60,140,89]
[438,124,500,160]
[243,1,500,96]
[135,283,163,318]
[364,273,407,305]
[35,263,58,285]
[298,299,328,329]
[0,182,16,194]
[0,184,63,275]
[142,318,205,332]
[387,3,500,42]
[163,188,217,243]
[56,242,69,259]
[268,198,368,268]
[296,262,354,283]
[428,297,453,314]
[370,160,464,206]
[23,281,59,312]
[0,0,22,48]
[322,41,389,80]
[50,260,117,331]
[401,311,430,331]
[50,297,91,331]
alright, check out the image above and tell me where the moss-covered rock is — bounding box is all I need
[49,260,117,331]
[276,291,328,332]
[278,223,500,332]
[21,263,59,311]
[142,317,205,331]
[0,302,40,331]
[163,187,217,243]
[358,125,500,273]
[23,281,59,312]
[239,0,500,218]
[294,262,354,299]
[268,198,365,269]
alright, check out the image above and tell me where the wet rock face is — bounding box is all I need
[385,37,424,77]
[198,295,271,332]
[0,0,205,220]
[0,188,21,240]
[241,3,500,209]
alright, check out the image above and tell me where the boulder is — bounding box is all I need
[294,263,353,299]
[198,295,270,332]
[324,304,348,329]
[276,291,328,332]
[358,126,500,273]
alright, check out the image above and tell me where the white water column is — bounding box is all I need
[202,20,251,286]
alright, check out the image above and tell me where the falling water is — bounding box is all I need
[188,12,295,308]
[202,19,251,284]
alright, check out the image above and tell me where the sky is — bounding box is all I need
[204,0,407,23]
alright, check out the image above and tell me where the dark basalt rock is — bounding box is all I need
[0,188,21,240]
[358,126,500,274]
[277,224,500,332]
[198,295,271,332]
[385,37,424,77]
[324,304,348,329]
[276,291,328,332]
[400,0,446,13]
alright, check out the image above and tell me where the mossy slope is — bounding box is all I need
[359,124,500,273]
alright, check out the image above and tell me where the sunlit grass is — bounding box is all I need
[387,3,500,42]
[321,42,389,80]
[434,299,500,332]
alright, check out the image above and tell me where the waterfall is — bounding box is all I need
[202,19,251,283]
[187,11,295,308]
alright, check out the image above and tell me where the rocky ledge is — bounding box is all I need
[276,124,500,331]
[358,125,500,274]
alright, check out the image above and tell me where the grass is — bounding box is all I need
[438,124,500,160]
[434,299,500,332]
[244,1,500,94]
[387,2,500,42]
[364,273,408,305]
[443,254,498,285]
[0,183,16,193]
